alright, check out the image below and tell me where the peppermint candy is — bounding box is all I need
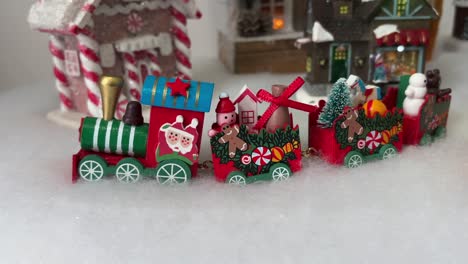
[251,147,272,166]
[366,131,382,150]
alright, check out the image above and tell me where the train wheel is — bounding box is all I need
[270,164,291,182]
[380,145,397,160]
[344,151,364,168]
[226,172,247,185]
[155,160,191,184]
[116,158,143,183]
[79,155,107,182]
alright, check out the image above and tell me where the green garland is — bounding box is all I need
[334,109,403,156]
[211,125,300,176]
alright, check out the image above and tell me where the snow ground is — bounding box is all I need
[1,5,468,264]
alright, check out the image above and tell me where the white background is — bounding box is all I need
[1,1,468,264]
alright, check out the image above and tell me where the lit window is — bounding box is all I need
[340,5,349,15]
[241,111,255,124]
[260,0,285,30]
[396,0,407,16]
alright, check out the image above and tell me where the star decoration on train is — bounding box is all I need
[168,77,190,97]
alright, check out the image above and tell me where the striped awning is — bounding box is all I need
[141,76,214,113]
[376,29,430,47]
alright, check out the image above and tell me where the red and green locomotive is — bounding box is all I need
[72,76,214,183]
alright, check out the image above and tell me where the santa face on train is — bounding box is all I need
[159,115,199,156]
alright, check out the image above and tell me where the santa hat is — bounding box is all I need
[185,118,199,136]
[215,92,235,113]
[172,115,185,131]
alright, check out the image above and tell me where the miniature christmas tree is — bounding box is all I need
[318,78,352,127]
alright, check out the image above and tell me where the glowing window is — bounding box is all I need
[340,5,349,15]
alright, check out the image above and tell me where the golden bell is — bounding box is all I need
[99,76,123,121]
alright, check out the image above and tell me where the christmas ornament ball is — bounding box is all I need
[271,147,285,163]
[363,100,387,117]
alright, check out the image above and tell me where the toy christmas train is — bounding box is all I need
[72,69,452,184]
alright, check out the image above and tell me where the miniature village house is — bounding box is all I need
[454,0,468,39]
[28,0,201,124]
[215,0,308,73]
[298,0,438,87]
[233,85,260,131]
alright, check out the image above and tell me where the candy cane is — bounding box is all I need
[49,35,74,112]
[115,94,128,119]
[170,4,193,79]
[76,27,102,117]
[146,49,161,76]
[123,52,141,101]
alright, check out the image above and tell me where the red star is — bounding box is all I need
[168,78,190,97]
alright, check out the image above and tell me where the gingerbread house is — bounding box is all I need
[28,0,201,126]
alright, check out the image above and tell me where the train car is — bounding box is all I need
[210,77,318,184]
[72,76,215,183]
[309,86,404,168]
[398,73,452,146]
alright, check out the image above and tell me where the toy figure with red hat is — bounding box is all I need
[208,92,238,137]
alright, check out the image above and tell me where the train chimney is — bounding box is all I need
[99,76,123,121]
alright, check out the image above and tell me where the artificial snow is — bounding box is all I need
[114,33,173,55]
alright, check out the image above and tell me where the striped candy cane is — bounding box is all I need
[170,4,193,80]
[76,27,102,117]
[146,49,161,77]
[49,35,74,112]
[115,94,128,119]
[123,52,141,102]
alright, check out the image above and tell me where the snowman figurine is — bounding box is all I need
[403,73,427,117]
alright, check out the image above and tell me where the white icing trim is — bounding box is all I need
[114,33,173,55]
[95,1,172,16]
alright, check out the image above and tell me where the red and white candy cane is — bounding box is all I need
[146,49,161,77]
[49,35,74,112]
[76,27,102,117]
[170,3,194,80]
[123,52,141,101]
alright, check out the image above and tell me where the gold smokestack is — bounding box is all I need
[99,76,123,121]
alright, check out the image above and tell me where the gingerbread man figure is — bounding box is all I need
[218,124,248,158]
[341,107,364,143]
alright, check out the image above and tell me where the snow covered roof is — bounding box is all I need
[28,0,201,33]
[28,0,97,32]
[312,22,334,43]
[233,85,260,105]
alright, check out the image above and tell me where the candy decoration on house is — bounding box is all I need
[72,75,214,183]
[318,78,352,127]
[211,77,317,184]
[216,0,308,73]
[28,0,202,127]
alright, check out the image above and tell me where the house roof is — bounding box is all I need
[28,0,201,33]
[141,76,214,113]
[233,85,260,105]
